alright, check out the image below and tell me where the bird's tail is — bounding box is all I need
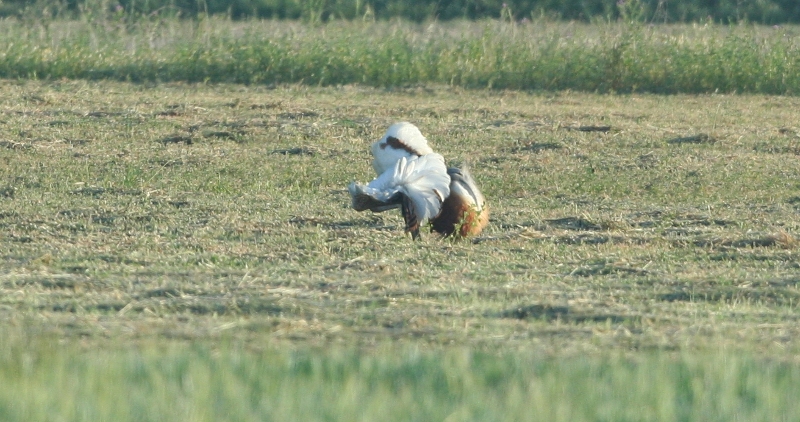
[428,166,489,238]
[447,166,486,212]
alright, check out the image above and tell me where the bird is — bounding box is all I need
[348,122,489,239]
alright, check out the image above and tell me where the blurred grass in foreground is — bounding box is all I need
[1,335,799,421]
[0,17,798,93]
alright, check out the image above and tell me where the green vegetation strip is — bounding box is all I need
[1,337,799,421]
[0,18,798,93]
[6,0,800,23]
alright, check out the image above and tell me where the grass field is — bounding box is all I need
[1,79,800,419]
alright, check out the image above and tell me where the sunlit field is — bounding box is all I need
[0,12,800,420]
[0,78,799,419]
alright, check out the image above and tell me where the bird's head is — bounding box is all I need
[371,122,434,175]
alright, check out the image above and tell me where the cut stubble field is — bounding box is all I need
[1,80,800,420]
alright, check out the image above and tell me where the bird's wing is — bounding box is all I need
[392,154,450,225]
[348,182,403,212]
[349,154,451,236]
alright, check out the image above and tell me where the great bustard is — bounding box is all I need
[348,122,488,239]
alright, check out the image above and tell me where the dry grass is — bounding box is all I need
[0,80,798,358]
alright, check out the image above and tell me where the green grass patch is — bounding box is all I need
[2,335,799,421]
[0,18,798,93]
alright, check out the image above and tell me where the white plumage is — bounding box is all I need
[371,122,434,175]
[349,154,450,238]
